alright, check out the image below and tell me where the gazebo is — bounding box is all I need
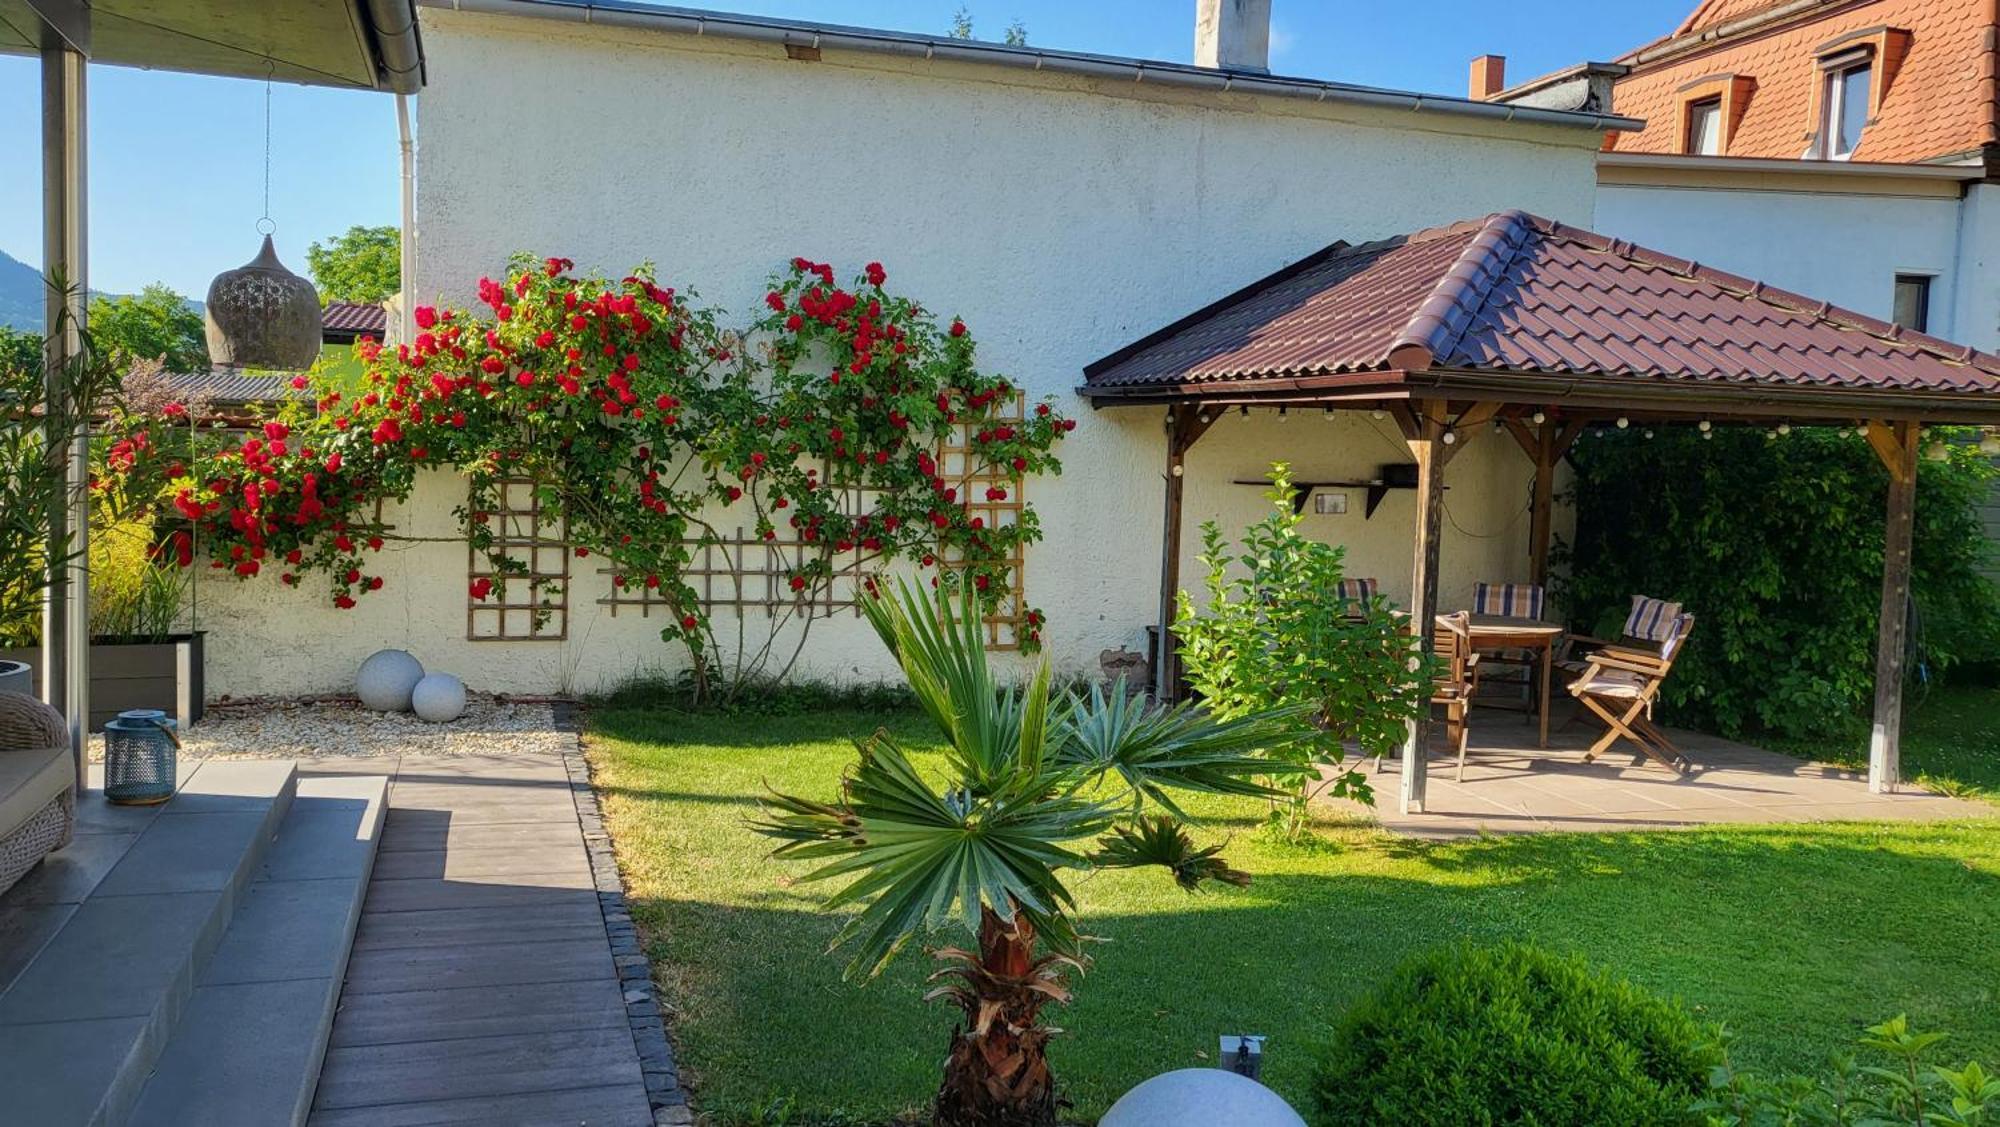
[1081,210,2000,815]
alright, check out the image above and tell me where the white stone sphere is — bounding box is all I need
[356,650,425,712]
[410,673,467,723]
[1100,1069,1306,1127]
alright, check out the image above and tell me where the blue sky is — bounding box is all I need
[0,0,1689,297]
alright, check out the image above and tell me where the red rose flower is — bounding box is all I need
[413,306,437,330]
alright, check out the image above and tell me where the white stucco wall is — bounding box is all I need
[1596,182,1989,349]
[198,9,1602,699]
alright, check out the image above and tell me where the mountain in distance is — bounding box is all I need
[0,247,207,333]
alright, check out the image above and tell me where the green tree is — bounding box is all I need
[757,582,1300,1126]
[305,224,400,305]
[947,7,1027,44]
[89,283,208,375]
[0,325,38,379]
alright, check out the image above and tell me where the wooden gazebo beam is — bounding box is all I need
[1153,403,1217,701]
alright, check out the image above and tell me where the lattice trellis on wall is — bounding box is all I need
[590,393,1030,649]
[598,471,884,618]
[467,479,570,641]
[939,393,1028,651]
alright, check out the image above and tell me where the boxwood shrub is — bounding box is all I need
[1310,942,1718,1126]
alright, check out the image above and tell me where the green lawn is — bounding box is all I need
[584,701,2000,1126]
[1767,682,2000,799]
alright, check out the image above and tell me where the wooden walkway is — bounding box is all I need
[305,751,659,1126]
[1345,710,1993,839]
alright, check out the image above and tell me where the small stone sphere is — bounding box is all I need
[410,673,467,723]
[356,650,425,712]
[1100,1070,1306,1127]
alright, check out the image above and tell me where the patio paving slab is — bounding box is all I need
[1347,708,1996,837]
[126,977,334,1127]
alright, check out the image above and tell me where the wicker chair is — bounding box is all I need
[0,692,76,896]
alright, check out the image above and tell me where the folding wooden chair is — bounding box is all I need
[1432,612,1481,782]
[1566,612,1695,774]
[1559,594,1683,679]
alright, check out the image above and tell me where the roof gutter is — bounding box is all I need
[365,0,427,93]
[419,0,1639,134]
[1080,367,2000,423]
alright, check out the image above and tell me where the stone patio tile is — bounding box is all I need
[199,877,364,986]
[0,830,139,906]
[91,811,272,897]
[0,1015,151,1126]
[125,978,331,1127]
[0,901,76,995]
[0,891,215,1024]
[159,759,297,816]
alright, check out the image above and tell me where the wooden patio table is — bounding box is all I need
[1465,614,1564,748]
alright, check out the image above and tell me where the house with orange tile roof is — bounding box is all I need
[1485,0,2000,565]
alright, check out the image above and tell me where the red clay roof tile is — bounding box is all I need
[1082,211,2000,399]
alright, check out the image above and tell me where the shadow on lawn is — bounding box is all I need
[627,821,2000,1126]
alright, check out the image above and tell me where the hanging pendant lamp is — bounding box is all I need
[204,71,320,370]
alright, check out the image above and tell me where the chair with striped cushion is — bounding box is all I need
[1332,577,1379,616]
[1472,582,1545,621]
[1560,595,1685,678]
[1470,582,1546,713]
[1568,612,1696,773]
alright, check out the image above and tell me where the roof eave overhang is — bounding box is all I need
[1080,366,2000,423]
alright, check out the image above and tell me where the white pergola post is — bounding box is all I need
[41,21,91,778]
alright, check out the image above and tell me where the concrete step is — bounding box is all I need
[0,759,297,1127]
[126,773,389,1127]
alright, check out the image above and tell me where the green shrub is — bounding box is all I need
[1696,1014,1999,1126]
[1310,942,1718,1127]
[1559,427,2000,741]
[1173,463,1430,835]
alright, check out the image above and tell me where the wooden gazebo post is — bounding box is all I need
[1394,399,1450,813]
[1503,416,1584,588]
[1154,404,1214,701]
[1864,419,1919,793]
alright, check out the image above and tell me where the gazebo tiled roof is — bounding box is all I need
[1082,210,2000,419]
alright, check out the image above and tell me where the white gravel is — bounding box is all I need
[89,695,571,760]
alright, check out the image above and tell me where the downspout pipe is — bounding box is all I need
[367,0,427,94]
[396,92,416,344]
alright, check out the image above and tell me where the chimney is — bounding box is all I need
[1469,54,1507,100]
[1195,0,1272,73]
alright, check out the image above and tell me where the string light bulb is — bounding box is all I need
[1616,417,1630,429]
[1698,419,1711,433]
[1277,407,1289,423]
[1777,423,1791,436]
[1531,411,1546,425]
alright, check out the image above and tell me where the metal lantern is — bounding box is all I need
[103,709,180,806]
[204,233,322,369]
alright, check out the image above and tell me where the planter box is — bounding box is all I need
[0,634,204,731]
[0,660,28,696]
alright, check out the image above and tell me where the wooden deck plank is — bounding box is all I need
[309,753,651,1125]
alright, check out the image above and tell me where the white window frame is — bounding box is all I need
[1816,49,1873,160]
[1686,98,1723,156]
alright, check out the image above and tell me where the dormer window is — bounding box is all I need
[1686,98,1723,155]
[1817,49,1872,159]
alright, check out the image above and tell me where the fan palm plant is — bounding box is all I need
[756,580,1307,1127]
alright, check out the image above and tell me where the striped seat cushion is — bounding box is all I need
[1473,582,1544,619]
[1624,596,1683,643]
[1333,578,1379,605]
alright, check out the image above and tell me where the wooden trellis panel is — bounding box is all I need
[938,394,1028,651]
[467,479,570,641]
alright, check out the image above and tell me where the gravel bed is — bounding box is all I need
[87,695,572,760]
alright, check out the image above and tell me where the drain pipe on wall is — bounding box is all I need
[396,92,415,345]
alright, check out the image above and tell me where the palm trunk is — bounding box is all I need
[931,904,1067,1127]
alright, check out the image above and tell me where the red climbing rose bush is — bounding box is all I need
[101,254,1072,696]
